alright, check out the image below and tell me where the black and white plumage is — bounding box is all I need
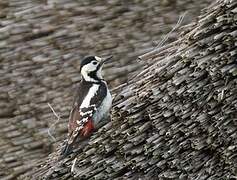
[61,56,113,157]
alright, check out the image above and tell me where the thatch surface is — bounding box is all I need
[19,0,237,179]
[0,0,226,179]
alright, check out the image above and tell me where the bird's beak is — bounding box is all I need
[100,55,113,65]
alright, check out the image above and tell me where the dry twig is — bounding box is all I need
[47,103,61,142]
[156,11,187,49]
[71,158,77,174]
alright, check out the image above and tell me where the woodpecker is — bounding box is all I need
[61,55,113,157]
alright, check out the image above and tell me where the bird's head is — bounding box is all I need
[80,56,112,82]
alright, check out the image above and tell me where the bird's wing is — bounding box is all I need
[68,82,107,143]
[61,82,108,157]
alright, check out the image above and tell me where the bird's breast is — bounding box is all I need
[93,90,112,127]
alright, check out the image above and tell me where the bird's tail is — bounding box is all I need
[61,141,73,158]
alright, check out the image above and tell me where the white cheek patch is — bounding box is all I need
[81,63,97,72]
[81,64,98,82]
[95,56,102,62]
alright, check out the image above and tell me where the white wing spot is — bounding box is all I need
[82,118,88,123]
[76,126,83,131]
[80,110,93,116]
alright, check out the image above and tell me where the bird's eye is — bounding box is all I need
[92,61,98,65]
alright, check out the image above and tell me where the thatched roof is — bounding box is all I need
[0,0,235,179]
[0,0,213,179]
[18,0,237,179]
